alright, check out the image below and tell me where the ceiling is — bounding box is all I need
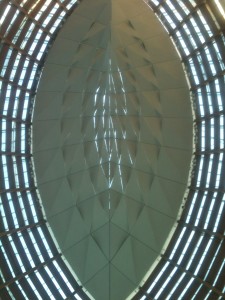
[33,0,192,299]
[1,1,225,300]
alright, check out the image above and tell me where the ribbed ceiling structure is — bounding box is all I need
[0,1,225,300]
[32,0,192,299]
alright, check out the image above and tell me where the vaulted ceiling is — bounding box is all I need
[32,0,192,299]
[0,1,225,300]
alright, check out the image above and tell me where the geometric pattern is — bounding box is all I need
[32,0,193,299]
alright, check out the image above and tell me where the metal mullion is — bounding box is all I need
[13,52,27,84]
[170,12,220,63]
[213,116,221,152]
[0,187,36,195]
[206,2,225,30]
[0,221,45,238]
[178,221,225,241]
[194,86,211,116]
[34,225,59,260]
[138,246,224,299]
[0,194,15,229]
[20,0,44,12]
[160,255,225,299]
[185,235,213,274]
[181,32,225,65]
[0,151,31,157]
[55,255,88,293]
[0,190,41,229]
[55,0,70,12]
[46,259,73,297]
[171,274,200,300]
[185,188,205,218]
[0,0,9,21]
[15,58,37,88]
[131,251,170,299]
[26,271,51,299]
[194,284,213,299]
[149,263,176,297]
[3,281,26,299]
[29,31,50,60]
[214,34,225,63]
[20,0,69,14]
[190,186,225,194]
[162,2,182,27]
[0,37,40,63]
[4,8,26,42]
[206,39,225,74]
[193,150,210,187]
[153,265,184,300]
[206,79,221,115]
[214,263,225,292]
[0,287,13,300]
[217,76,225,106]
[187,55,206,84]
[0,43,12,73]
[169,226,200,265]
[195,148,225,155]
[37,1,61,24]
[198,45,219,78]
[141,227,195,296]
[18,190,43,225]
[0,3,15,37]
[3,155,18,191]
[0,115,31,125]
[18,125,31,153]
[0,253,62,289]
[2,153,16,187]
[198,42,222,78]
[132,1,225,299]
[16,275,39,300]
[49,259,90,300]
[195,119,210,150]
[40,265,64,300]
[6,184,26,230]
[190,69,225,91]
[159,268,192,300]
[66,288,91,300]
[21,227,46,267]
[1,235,24,278]
[204,240,225,288]
[215,200,225,234]
[1,47,19,80]
[46,10,66,34]
[195,3,220,33]
[13,155,27,189]
[0,2,90,300]
[15,17,43,50]
[203,153,219,189]
[10,0,56,36]
[195,111,225,122]
[5,85,19,118]
[12,232,33,271]
[156,1,206,36]
[22,26,47,54]
[167,0,189,20]
[0,76,33,92]
[176,25,197,55]
[156,0,199,14]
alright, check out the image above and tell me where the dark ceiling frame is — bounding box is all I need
[0,0,225,299]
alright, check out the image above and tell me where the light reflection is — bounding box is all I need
[214,0,225,19]
[0,0,225,299]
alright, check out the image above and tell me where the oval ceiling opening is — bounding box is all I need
[32,0,193,299]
